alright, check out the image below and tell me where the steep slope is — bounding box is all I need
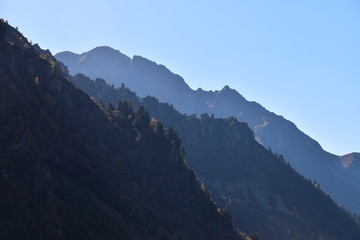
[0,20,243,240]
[206,86,360,215]
[55,47,207,114]
[55,47,360,216]
[71,74,360,240]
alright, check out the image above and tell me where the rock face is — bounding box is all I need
[339,153,360,184]
[70,74,360,240]
[56,46,360,216]
[0,20,243,240]
[340,153,360,169]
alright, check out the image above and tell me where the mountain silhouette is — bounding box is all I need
[0,20,244,240]
[70,73,360,240]
[56,46,360,216]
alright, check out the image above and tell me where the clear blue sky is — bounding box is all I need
[1,0,359,155]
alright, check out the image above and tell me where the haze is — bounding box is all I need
[1,0,359,155]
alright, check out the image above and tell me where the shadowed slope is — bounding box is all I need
[55,47,360,216]
[70,74,360,240]
[0,20,243,240]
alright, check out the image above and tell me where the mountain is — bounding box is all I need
[55,47,207,114]
[55,47,360,216]
[0,20,244,240]
[70,73,360,240]
[340,153,360,176]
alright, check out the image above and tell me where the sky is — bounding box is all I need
[1,0,359,155]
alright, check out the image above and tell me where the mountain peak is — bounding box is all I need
[222,85,231,90]
[219,85,239,94]
[89,45,118,54]
[214,84,245,101]
[93,45,115,50]
[85,46,130,61]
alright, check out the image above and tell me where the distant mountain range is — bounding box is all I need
[2,18,359,239]
[69,73,360,239]
[56,46,360,216]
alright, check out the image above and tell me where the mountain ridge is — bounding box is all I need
[0,20,244,240]
[55,46,360,216]
[70,73,360,240]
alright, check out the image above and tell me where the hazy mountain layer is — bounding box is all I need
[71,74,360,240]
[0,20,243,240]
[55,47,360,216]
